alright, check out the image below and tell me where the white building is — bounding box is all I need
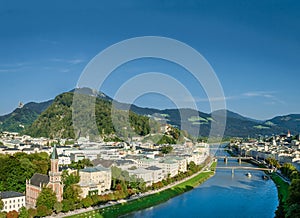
[128,168,153,186]
[158,159,179,178]
[78,166,111,198]
[136,158,160,168]
[58,155,71,165]
[0,191,25,213]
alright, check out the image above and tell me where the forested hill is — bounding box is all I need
[0,100,53,132]
[23,91,152,140]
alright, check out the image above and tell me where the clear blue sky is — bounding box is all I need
[0,0,299,120]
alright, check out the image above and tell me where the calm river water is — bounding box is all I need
[125,145,279,218]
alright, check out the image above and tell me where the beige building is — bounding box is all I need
[158,159,179,178]
[0,191,25,213]
[78,166,111,198]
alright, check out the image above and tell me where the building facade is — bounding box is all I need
[78,166,111,198]
[0,191,25,213]
[26,145,63,208]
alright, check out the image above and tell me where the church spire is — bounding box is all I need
[51,144,58,160]
[50,144,59,173]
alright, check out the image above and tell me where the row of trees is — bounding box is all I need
[264,158,300,218]
[281,163,300,181]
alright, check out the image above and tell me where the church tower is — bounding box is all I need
[48,145,63,202]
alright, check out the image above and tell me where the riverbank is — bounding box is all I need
[66,161,217,218]
[224,146,290,215]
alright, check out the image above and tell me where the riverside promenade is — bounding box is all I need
[50,160,216,218]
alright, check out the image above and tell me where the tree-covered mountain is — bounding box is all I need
[0,100,53,132]
[23,91,153,140]
[1,88,300,138]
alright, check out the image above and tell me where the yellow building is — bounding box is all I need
[78,166,111,198]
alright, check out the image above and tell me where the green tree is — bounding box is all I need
[0,199,3,210]
[286,203,300,218]
[157,135,176,145]
[36,205,51,217]
[27,208,37,218]
[161,145,173,154]
[188,161,198,173]
[82,197,93,208]
[18,206,29,218]
[69,159,92,170]
[62,170,80,187]
[287,179,300,206]
[0,212,6,218]
[36,187,57,210]
[63,185,81,203]
[53,202,62,214]
[265,157,280,168]
[281,163,299,180]
[61,199,75,212]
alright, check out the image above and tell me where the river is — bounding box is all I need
[124,144,279,218]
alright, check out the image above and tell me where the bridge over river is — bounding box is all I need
[216,166,274,175]
[215,155,253,164]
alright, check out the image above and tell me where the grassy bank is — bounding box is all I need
[68,163,216,218]
[270,173,289,205]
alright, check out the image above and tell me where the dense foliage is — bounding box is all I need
[281,163,300,181]
[69,159,93,170]
[161,145,173,154]
[0,152,50,193]
[285,179,300,217]
[266,157,281,168]
[274,162,300,218]
[36,187,57,211]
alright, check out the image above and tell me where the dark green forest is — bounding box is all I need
[0,152,50,193]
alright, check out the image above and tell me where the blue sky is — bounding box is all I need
[0,0,299,120]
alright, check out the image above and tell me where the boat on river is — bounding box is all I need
[246,172,252,177]
[262,175,269,180]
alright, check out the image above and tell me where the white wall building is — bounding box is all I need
[0,191,25,213]
[78,166,111,198]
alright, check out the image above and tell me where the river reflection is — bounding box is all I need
[124,145,278,218]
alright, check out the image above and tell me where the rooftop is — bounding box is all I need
[29,173,49,187]
[0,191,25,199]
[145,166,162,171]
[80,166,110,173]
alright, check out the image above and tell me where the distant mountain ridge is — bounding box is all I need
[0,100,53,132]
[1,88,299,137]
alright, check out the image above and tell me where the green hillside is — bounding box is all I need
[1,88,300,138]
[0,100,53,132]
[23,92,153,140]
